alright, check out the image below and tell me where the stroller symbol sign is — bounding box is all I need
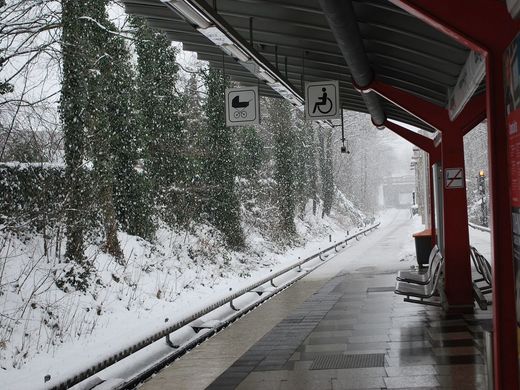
[305,80,340,121]
[225,87,260,126]
[232,95,251,119]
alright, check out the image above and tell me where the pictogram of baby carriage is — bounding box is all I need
[232,95,251,118]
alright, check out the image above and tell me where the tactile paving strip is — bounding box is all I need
[310,353,385,370]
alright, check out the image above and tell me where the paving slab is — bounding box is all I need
[140,211,491,390]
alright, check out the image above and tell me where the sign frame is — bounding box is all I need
[305,80,341,121]
[444,167,465,189]
[225,86,260,127]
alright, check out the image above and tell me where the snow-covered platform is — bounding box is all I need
[140,211,491,390]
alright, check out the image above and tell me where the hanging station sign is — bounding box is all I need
[305,80,341,121]
[447,51,485,121]
[225,86,260,126]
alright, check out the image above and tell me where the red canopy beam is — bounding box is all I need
[382,1,520,388]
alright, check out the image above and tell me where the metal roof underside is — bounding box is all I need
[121,0,485,132]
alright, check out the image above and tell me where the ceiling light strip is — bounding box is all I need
[160,0,307,110]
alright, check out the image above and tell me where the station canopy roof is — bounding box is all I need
[121,0,485,132]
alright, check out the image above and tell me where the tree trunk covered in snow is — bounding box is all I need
[319,127,334,217]
[268,98,296,238]
[0,0,11,95]
[295,119,319,216]
[86,6,127,262]
[307,122,319,216]
[235,126,264,180]
[133,17,185,228]
[60,0,99,288]
[203,67,244,248]
[177,72,207,222]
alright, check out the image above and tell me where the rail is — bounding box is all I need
[52,222,380,390]
[469,222,491,233]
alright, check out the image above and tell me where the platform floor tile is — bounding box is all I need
[205,271,491,390]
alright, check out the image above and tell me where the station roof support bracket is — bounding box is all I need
[356,79,485,134]
[384,120,440,162]
[387,0,519,53]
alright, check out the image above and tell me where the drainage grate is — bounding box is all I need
[366,286,394,293]
[310,353,385,370]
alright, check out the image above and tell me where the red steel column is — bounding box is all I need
[487,51,518,388]
[440,128,473,306]
[429,161,436,246]
[383,2,519,387]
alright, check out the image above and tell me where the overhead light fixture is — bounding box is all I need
[162,0,306,109]
[161,0,211,29]
[240,62,279,85]
[256,70,276,84]
[239,60,260,74]
[221,44,250,62]
[198,26,233,46]
[269,82,292,98]
[268,82,303,105]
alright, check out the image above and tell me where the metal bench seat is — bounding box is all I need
[396,244,439,285]
[395,251,444,306]
[470,246,492,310]
[470,246,492,292]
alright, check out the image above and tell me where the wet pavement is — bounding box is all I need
[141,210,491,389]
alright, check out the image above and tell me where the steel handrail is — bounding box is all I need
[51,222,380,390]
[469,222,491,233]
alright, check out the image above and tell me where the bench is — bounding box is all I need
[397,244,439,285]
[394,251,444,307]
[470,246,492,293]
[470,246,492,310]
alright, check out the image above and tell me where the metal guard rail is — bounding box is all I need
[53,222,380,390]
[469,222,491,233]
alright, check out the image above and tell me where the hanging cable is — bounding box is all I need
[341,109,349,154]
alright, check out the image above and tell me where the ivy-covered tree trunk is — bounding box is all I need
[203,67,244,248]
[322,128,334,216]
[0,1,9,95]
[60,0,98,289]
[268,98,296,239]
[84,1,126,262]
[305,121,319,216]
[133,17,185,228]
[111,34,154,240]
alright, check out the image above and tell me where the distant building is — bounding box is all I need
[382,175,415,208]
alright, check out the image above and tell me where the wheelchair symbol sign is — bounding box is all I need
[305,81,340,120]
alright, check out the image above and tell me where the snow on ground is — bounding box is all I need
[0,202,366,390]
[331,208,425,275]
[0,208,493,390]
[469,226,492,260]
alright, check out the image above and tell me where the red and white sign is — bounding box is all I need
[444,168,465,189]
